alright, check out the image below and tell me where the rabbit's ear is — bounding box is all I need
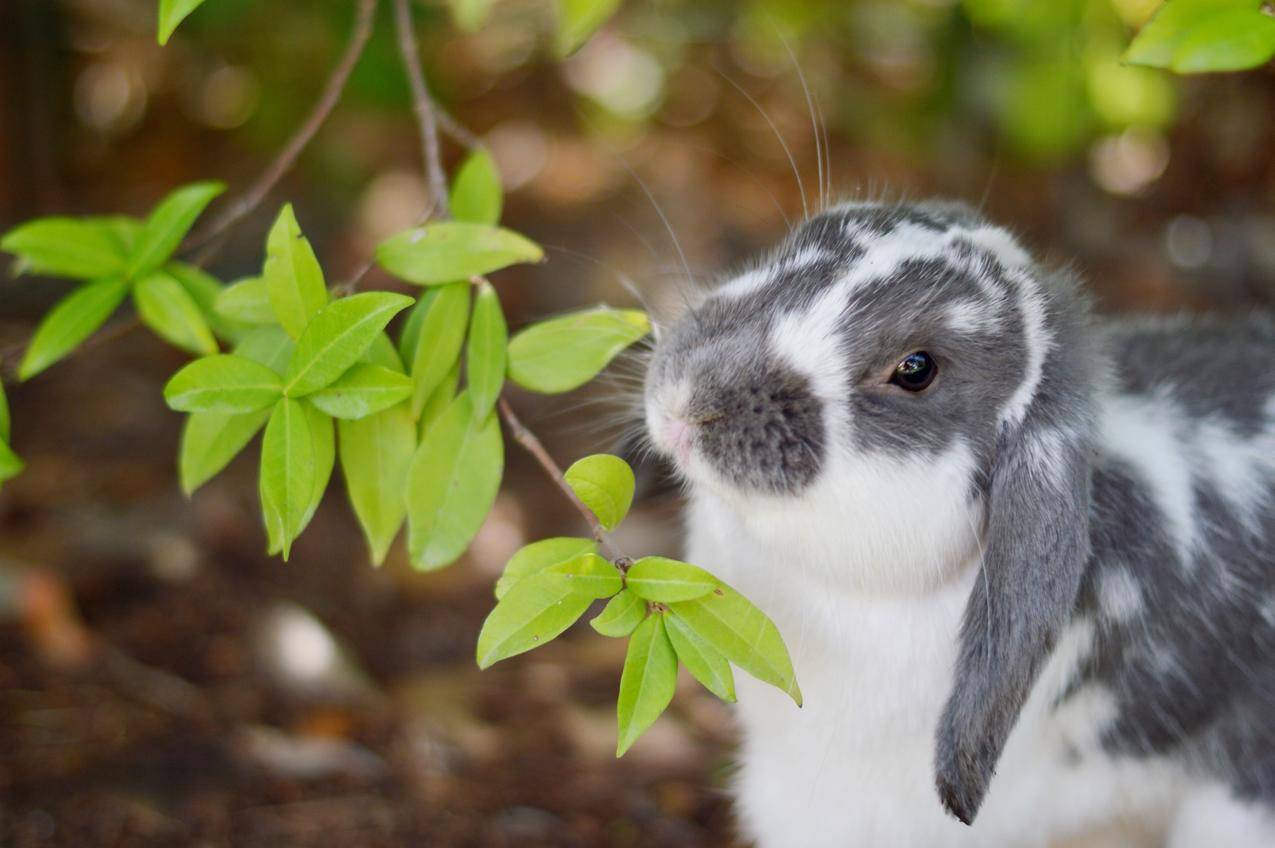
[933,379,1095,824]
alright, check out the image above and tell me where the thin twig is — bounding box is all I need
[498,396,624,561]
[183,0,379,258]
[392,0,450,217]
[436,107,482,150]
[1,318,141,381]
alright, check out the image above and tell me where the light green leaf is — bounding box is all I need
[450,150,503,224]
[127,181,224,278]
[590,590,646,637]
[409,283,469,418]
[133,271,219,355]
[163,354,283,413]
[669,585,801,706]
[449,0,496,32]
[283,292,413,397]
[0,439,22,486]
[259,398,315,560]
[476,570,596,669]
[544,553,622,599]
[338,402,415,565]
[166,262,247,344]
[19,278,129,380]
[419,359,461,439]
[406,392,503,570]
[362,331,404,372]
[1123,0,1252,67]
[666,610,735,702]
[215,277,275,325]
[297,402,334,541]
[495,536,598,600]
[158,0,208,44]
[556,0,623,57]
[179,408,270,495]
[625,556,718,603]
[377,222,543,286]
[234,325,295,372]
[466,281,506,421]
[507,308,650,394]
[308,363,412,419]
[1,217,132,280]
[1171,8,1275,73]
[263,204,328,339]
[397,290,431,366]
[563,453,634,531]
[616,614,678,756]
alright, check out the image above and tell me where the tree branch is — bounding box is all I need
[391,0,450,217]
[498,397,625,561]
[183,0,379,259]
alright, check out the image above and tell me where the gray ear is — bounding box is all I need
[933,373,1095,823]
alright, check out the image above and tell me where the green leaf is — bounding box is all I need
[179,408,271,495]
[234,325,296,375]
[259,398,315,560]
[1172,9,1275,72]
[263,204,328,339]
[669,585,801,706]
[167,262,247,344]
[563,453,634,531]
[19,278,130,380]
[362,331,404,372]
[127,182,225,278]
[158,0,208,44]
[0,439,22,486]
[544,553,622,598]
[419,359,461,439]
[297,402,334,542]
[406,392,503,570]
[476,569,596,669]
[397,290,431,366]
[616,614,678,757]
[215,276,275,325]
[408,283,470,417]
[590,590,646,637]
[507,308,650,394]
[377,222,543,286]
[163,354,283,413]
[308,363,412,419]
[283,292,413,397]
[495,536,598,600]
[133,271,219,355]
[1,217,132,280]
[1123,0,1252,68]
[665,610,735,702]
[450,150,503,224]
[625,557,718,603]
[338,402,415,565]
[466,281,507,421]
[449,0,495,32]
[556,0,623,57]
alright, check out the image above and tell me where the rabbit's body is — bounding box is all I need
[644,202,1275,846]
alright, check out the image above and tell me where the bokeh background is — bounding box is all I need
[1,0,1274,845]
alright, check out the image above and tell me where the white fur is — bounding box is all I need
[1098,390,1201,563]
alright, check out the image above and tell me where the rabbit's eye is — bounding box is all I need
[891,352,937,392]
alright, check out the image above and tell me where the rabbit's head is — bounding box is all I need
[644,200,1104,823]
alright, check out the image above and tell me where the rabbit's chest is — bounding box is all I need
[684,494,1180,846]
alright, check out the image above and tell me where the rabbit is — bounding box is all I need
[641,199,1275,847]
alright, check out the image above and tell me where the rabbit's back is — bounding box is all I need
[1078,313,1275,802]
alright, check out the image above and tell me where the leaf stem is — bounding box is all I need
[391,0,450,218]
[183,0,379,260]
[497,396,625,562]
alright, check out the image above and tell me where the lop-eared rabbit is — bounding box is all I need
[643,201,1275,847]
